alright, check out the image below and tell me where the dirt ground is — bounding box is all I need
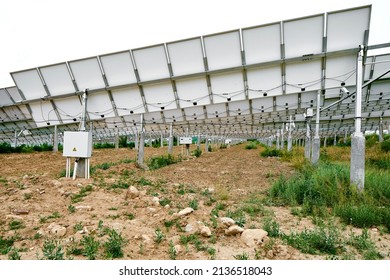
[0,144,389,260]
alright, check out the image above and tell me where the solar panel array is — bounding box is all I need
[1,5,389,146]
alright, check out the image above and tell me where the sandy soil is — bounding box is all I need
[0,144,388,260]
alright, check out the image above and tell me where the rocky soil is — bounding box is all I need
[0,144,389,260]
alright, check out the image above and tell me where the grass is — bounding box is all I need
[9,220,25,230]
[269,160,390,231]
[0,236,14,255]
[147,154,180,170]
[282,225,341,255]
[81,235,100,260]
[104,228,126,259]
[71,185,93,203]
[41,239,65,260]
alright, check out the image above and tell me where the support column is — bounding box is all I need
[53,125,58,152]
[281,125,285,149]
[350,46,365,191]
[287,116,293,152]
[137,114,145,166]
[323,136,327,148]
[115,127,119,149]
[276,131,280,150]
[378,117,384,142]
[334,135,337,146]
[205,137,209,153]
[311,90,321,164]
[305,119,311,160]
[168,123,173,154]
[160,131,164,148]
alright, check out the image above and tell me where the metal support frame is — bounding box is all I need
[311,90,321,164]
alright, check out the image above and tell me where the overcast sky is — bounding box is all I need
[0,0,389,87]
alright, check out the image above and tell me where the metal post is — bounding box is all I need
[281,125,285,149]
[350,45,365,191]
[323,136,327,148]
[276,130,280,150]
[311,90,321,164]
[80,90,88,131]
[334,134,337,146]
[160,131,164,148]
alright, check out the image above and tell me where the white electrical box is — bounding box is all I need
[63,131,92,158]
[179,137,192,145]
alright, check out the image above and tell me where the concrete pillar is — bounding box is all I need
[53,125,58,152]
[305,122,311,160]
[333,135,337,146]
[168,123,173,154]
[205,137,209,153]
[281,125,285,149]
[323,136,327,148]
[287,117,293,152]
[161,132,164,148]
[137,115,145,166]
[350,46,365,191]
[115,128,119,149]
[311,90,321,164]
[378,118,384,142]
[276,131,280,150]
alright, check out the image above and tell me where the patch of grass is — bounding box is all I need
[168,240,177,260]
[103,228,126,259]
[8,247,21,260]
[158,197,170,207]
[282,225,341,255]
[191,148,202,158]
[263,218,281,238]
[260,148,283,157]
[73,222,83,233]
[245,142,257,150]
[124,213,135,220]
[81,235,100,260]
[233,252,249,260]
[226,208,246,227]
[41,239,65,260]
[154,229,165,244]
[0,236,14,255]
[67,204,76,213]
[111,181,129,189]
[147,154,179,170]
[188,199,199,210]
[9,219,25,230]
[71,185,93,203]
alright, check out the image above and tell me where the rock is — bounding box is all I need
[241,229,268,247]
[78,226,89,234]
[48,223,67,237]
[75,205,93,211]
[220,217,236,227]
[200,226,212,237]
[125,186,139,199]
[6,214,23,220]
[148,207,157,213]
[185,224,194,232]
[12,209,30,215]
[152,197,160,206]
[177,207,194,217]
[225,225,244,236]
[174,244,182,254]
[51,180,62,188]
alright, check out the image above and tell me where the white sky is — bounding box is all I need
[0,0,389,87]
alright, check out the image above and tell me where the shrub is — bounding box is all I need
[260,148,283,157]
[104,229,126,259]
[41,239,64,260]
[0,236,14,255]
[82,235,100,260]
[147,154,179,170]
[191,148,202,157]
[245,142,257,150]
[381,140,390,152]
[282,226,341,255]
